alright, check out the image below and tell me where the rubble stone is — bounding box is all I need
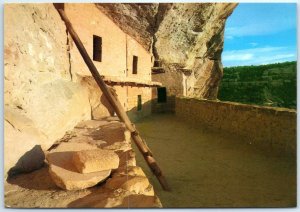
[47,142,111,190]
[49,164,111,190]
[105,175,154,196]
[72,149,119,174]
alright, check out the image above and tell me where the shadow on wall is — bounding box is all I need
[127,100,152,122]
[151,95,176,114]
[80,75,175,122]
[126,95,176,122]
[7,145,45,178]
[98,93,115,117]
[152,63,184,98]
[80,76,115,119]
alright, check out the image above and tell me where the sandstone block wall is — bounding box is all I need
[65,3,126,79]
[151,92,176,114]
[127,87,152,121]
[126,36,152,81]
[176,98,296,155]
[150,87,175,113]
[65,3,152,81]
[65,3,154,121]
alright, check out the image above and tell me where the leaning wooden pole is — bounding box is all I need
[54,4,170,191]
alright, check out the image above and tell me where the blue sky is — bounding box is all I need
[222,3,297,67]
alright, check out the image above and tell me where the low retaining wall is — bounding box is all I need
[176,97,296,155]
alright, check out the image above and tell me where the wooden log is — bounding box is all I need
[54,4,170,191]
[146,156,170,191]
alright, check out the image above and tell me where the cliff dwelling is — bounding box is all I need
[4,3,296,208]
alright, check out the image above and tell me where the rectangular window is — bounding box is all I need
[154,60,160,67]
[132,56,138,74]
[93,35,102,62]
[137,95,142,111]
[157,87,167,103]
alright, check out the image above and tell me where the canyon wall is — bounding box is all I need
[97,3,237,98]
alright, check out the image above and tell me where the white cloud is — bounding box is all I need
[249,42,258,47]
[225,35,234,40]
[222,46,296,67]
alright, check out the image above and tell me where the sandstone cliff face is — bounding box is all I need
[95,3,160,52]
[97,3,237,98]
[4,4,93,176]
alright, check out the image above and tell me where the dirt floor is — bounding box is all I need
[133,113,296,208]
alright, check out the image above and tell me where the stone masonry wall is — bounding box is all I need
[127,86,152,121]
[176,98,296,155]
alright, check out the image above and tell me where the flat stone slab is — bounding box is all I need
[48,142,98,154]
[46,142,111,190]
[105,175,153,196]
[104,116,120,122]
[72,149,119,174]
[113,166,146,178]
[49,164,111,191]
[89,122,127,144]
[75,120,111,129]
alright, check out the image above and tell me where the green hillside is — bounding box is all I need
[218,61,297,109]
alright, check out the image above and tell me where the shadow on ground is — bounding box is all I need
[7,165,57,191]
[133,113,296,207]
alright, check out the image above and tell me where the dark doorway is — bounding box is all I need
[157,87,167,103]
[133,56,138,74]
[137,95,142,111]
[93,35,102,62]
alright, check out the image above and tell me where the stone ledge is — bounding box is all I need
[179,97,296,114]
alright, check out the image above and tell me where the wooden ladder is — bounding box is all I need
[54,3,170,191]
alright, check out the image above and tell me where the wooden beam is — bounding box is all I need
[54,4,170,191]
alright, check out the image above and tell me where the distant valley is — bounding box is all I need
[218,61,297,109]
